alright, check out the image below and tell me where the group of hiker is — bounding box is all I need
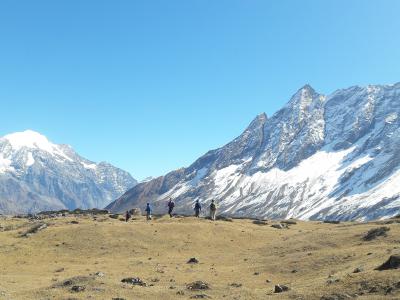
[124,198,218,222]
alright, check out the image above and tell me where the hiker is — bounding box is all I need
[209,200,217,221]
[167,198,175,217]
[194,200,202,217]
[125,210,131,222]
[145,203,152,220]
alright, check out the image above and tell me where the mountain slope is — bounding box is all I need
[107,83,400,221]
[0,130,137,214]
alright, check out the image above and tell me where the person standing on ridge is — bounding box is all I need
[145,203,152,220]
[194,200,202,217]
[125,210,131,222]
[209,200,217,221]
[167,198,175,218]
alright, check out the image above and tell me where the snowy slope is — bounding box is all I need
[0,130,137,214]
[107,83,400,221]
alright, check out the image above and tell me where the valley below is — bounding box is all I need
[0,211,400,299]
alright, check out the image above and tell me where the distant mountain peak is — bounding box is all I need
[3,130,57,152]
[256,112,267,120]
[0,130,137,214]
[300,83,315,92]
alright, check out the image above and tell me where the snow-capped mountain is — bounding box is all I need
[0,130,137,214]
[107,83,400,221]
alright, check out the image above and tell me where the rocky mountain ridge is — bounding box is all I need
[107,83,400,221]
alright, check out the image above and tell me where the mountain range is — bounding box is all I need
[107,83,400,221]
[0,130,137,214]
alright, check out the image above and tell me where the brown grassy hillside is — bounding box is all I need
[0,213,399,299]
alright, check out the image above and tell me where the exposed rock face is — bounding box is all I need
[108,83,400,221]
[0,130,137,214]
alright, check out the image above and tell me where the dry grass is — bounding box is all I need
[0,215,399,299]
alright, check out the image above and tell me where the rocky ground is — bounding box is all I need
[0,211,400,300]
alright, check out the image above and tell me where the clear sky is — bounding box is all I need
[1,0,399,180]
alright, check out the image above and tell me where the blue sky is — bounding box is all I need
[1,0,399,180]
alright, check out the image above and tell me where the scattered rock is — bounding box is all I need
[57,276,94,289]
[21,223,48,237]
[327,277,340,285]
[274,284,290,293]
[187,281,210,291]
[190,295,211,299]
[253,220,268,225]
[112,298,126,300]
[376,255,400,270]
[55,268,65,273]
[363,227,390,241]
[63,280,74,286]
[187,257,199,264]
[94,272,105,277]
[176,290,185,295]
[323,220,340,224]
[281,220,297,225]
[121,277,147,286]
[216,216,233,222]
[320,294,353,300]
[271,223,287,229]
[353,267,364,273]
[109,214,120,219]
[230,283,242,288]
[253,272,260,276]
[70,220,79,224]
[71,285,85,292]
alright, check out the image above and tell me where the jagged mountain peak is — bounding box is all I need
[108,82,400,222]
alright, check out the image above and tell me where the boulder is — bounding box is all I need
[21,223,48,237]
[187,257,199,264]
[363,227,390,241]
[274,284,290,293]
[323,220,340,224]
[253,220,268,226]
[271,223,287,229]
[121,277,147,286]
[187,281,210,291]
[71,285,85,292]
[376,255,400,271]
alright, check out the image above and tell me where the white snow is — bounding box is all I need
[4,130,55,152]
[26,152,35,166]
[0,154,13,173]
[82,162,97,170]
[190,167,208,186]
[2,130,72,161]
[385,113,398,124]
